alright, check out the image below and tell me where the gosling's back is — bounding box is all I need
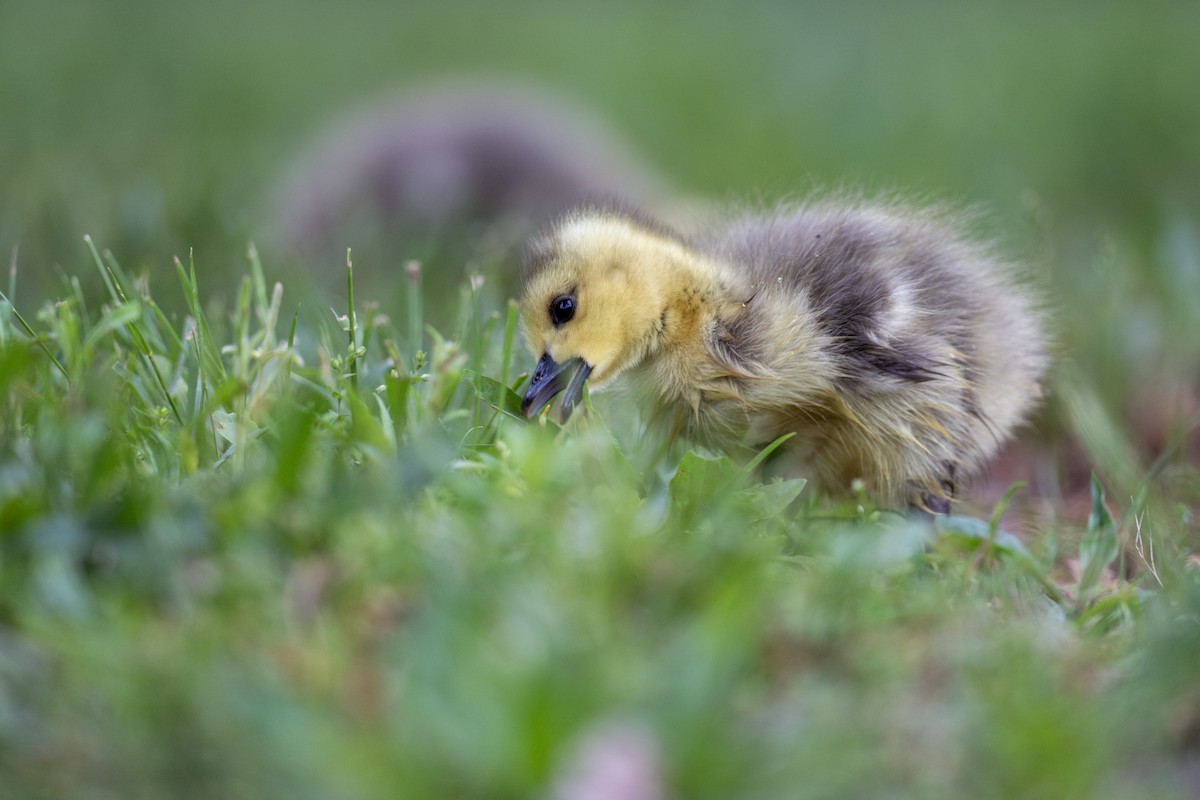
[642,202,1047,508]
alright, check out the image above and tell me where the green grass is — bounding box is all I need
[2,0,1199,796]
[0,242,1196,798]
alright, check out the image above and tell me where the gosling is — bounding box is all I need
[518,200,1047,512]
[268,79,671,270]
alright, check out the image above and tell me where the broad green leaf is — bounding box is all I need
[348,389,392,452]
[739,478,807,523]
[669,450,740,510]
[1078,474,1119,602]
[465,369,525,420]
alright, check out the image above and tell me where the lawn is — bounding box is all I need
[1,1,1198,797]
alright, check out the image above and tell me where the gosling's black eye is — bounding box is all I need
[550,295,576,326]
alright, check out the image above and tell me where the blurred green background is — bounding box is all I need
[3,0,1199,423]
[5,0,1198,248]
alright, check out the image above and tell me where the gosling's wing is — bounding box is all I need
[706,203,968,389]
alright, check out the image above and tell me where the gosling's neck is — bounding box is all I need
[632,237,732,352]
[625,238,758,413]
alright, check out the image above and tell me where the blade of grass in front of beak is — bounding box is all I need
[559,361,593,423]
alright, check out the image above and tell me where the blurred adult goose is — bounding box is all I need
[518,201,1047,512]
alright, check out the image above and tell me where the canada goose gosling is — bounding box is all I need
[518,202,1047,512]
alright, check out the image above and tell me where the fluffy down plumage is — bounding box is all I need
[518,201,1047,512]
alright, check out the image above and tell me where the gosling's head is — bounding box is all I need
[517,209,692,421]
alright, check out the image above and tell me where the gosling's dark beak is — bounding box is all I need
[521,353,593,423]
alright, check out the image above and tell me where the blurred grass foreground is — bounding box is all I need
[2,1,1200,798]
